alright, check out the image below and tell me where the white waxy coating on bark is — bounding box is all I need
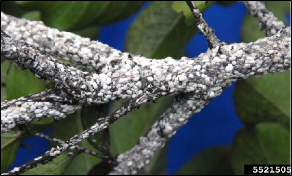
[1,27,291,132]
[225,64,234,72]
[1,3,291,174]
[1,91,81,132]
[243,1,285,36]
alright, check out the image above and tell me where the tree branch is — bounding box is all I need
[185,1,221,48]
[1,90,80,132]
[110,93,209,175]
[242,1,286,35]
[1,1,291,174]
[1,90,158,175]
[108,2,291,174]
[24,127,110,159]
[2,25,290,132]
[1,12,121,72]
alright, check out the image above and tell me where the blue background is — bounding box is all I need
[11,2,249,174]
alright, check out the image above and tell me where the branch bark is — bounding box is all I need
[1,90,158,175]
[1,1,291,175]
[185,1,221,48]
[109,1,291,174]
[1,89,80,132]
[1,12,121,72]
[243,1,286,35]
[2,26,290,132]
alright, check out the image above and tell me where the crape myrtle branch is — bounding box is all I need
[0,0,286,70]
[110,94,209,175]
[109,1,291,174]
[110,2,222,174]
[23,127,110,159]
[1,90,158,175]
[1,89,81,132]
[1,30,93,103]
[1,0,290,132]
[1,12,122,72]
[1,27,291,131]
[1,17,289,176]
[185,1,221,48]
[1,26,291,132]
[243,1,286,36]
[1,1,291,175]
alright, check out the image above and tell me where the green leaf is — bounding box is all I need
[94,1,146,26]
[172,1,195,25]
[177,146,233,175]
[142,142,169,175]
[81,104,110,152]
[1,61,8,101]
[233,71,290,127]
[21,153,76,175]
[231,123,290,175]
[110,1,213,160]
[21,11,41,21]
[1,61,10,84]
[109,96,174,156]
[16,1,145,31]
[6,64,46,100]
[236,1,291,127]
[1,87,6,101]
[265,1,290,23]
[72,26,99,40]
[1,131,22,173]
[126,1,213,59]
[172,1,213,26]
[231,128,268,175]
[256,123,290,164]
[240,13,265,43]
[240,1,289,43]
[1,1,30,17]
[17,114,81,175]
[87,160,113,175]
[50,111,101,175]
[27,118,54,133]
[63,152,100,175]
[81,104,108,130]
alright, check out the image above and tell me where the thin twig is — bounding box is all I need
[23,127,110,160]
[1,89,81,132]
[242,1,286,35]
[110,93,209,175]
[185,1,221,48]
[0,2,291,174]
[2,91,158,175]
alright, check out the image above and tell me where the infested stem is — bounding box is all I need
[2,91,158,175]
[1,1,291,174]
[22,126,110,159]
[242,1,286,35]
[185,1,221,48]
